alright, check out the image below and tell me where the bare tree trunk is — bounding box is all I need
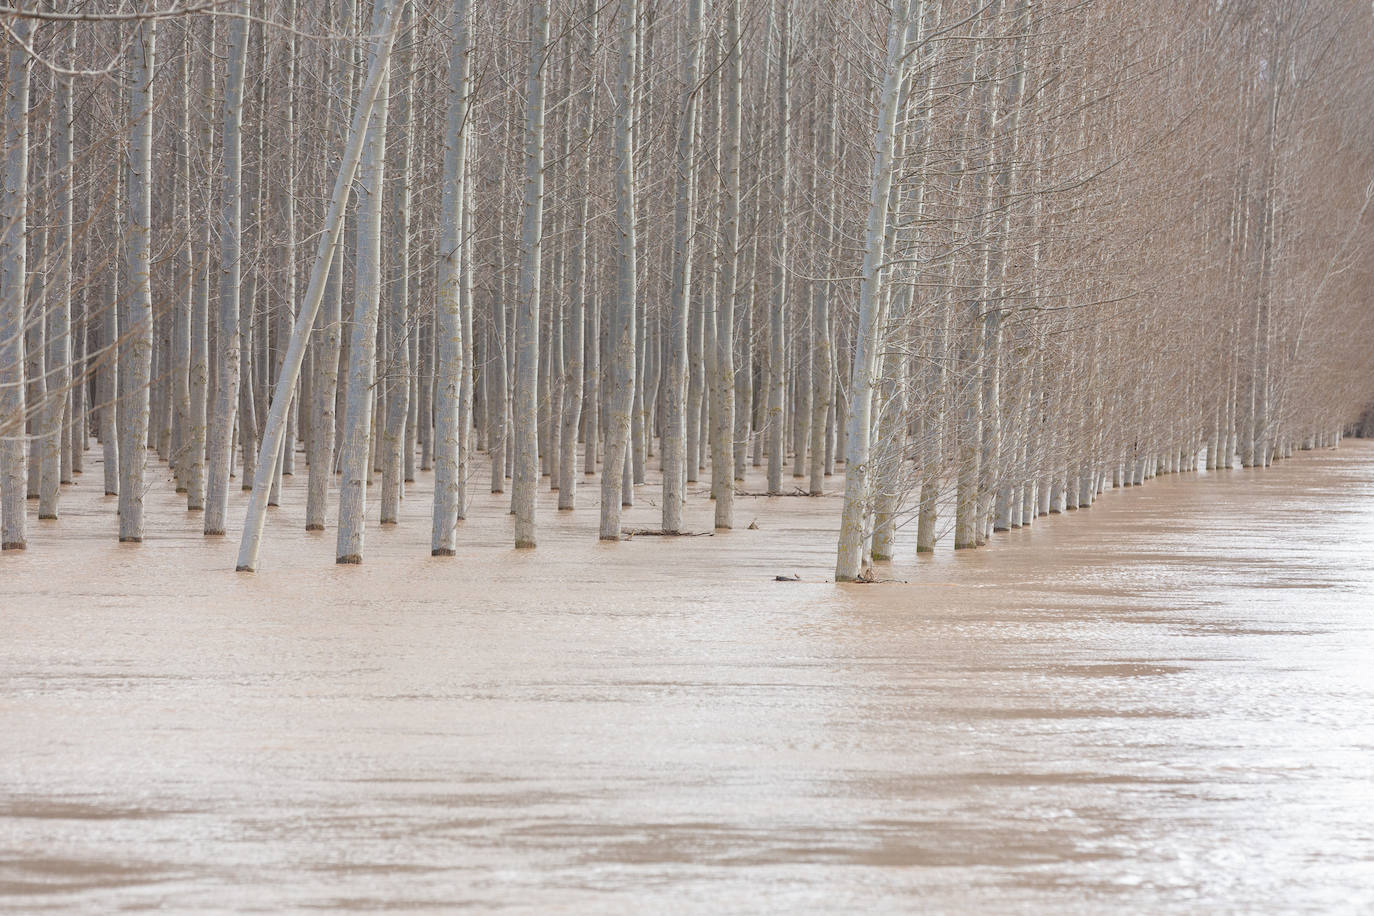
[766,0,789,496]
[559,0,598,510]
[0,18,30,550]
[39,36,75,520]
[432,0,472,554]
[662,0,705,533]
[118,20,156,543]
[335,0,395,564]
[380,0,414,526]
[167,29,194,502]
[205,4,250,536]
[512,0,550,549]
[836,0,910,582]
[710,0,740,529]
[490,203,509,494]
[600,0,638,541]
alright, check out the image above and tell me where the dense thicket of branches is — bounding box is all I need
[1,0,1372,576]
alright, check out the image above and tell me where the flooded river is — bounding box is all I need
[3,444,1373,912]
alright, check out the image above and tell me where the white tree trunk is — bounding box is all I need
[710,0,741,530]
[766,0,789,496]
[334,0,395,565]
[835,0,910,582]
[432,0,472,555]
[204,5,250,536]
[559,0,598,510]
[236,0,400,569]
[380,0,414,526]
[600,0,638,541]
[118,20,156,543]
[662,0,705,533]
[512,0,550,549]
[0,18,30,550]
[39,38,75,520]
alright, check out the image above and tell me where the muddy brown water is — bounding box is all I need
[3,444,1373,912]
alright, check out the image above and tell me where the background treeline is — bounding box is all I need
[1,0,1372,577]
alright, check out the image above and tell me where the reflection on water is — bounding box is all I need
[3,444,1374,912]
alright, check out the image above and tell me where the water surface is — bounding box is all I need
[3,445,1373,912]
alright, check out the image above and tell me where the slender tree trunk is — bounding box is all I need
[39,39,75,520]
[335,0,395,564]
[380,0,414,526]
[559,0,598,510]
[512,0,550,549]
[205,4,250,535]
[238,0,400,571]
[600,0,638,540]
[118,20,156,543]
[167,30,194,501]
[432,0,472,554]
[662,0,705,533]
[766,0,790,495]
[836,0,910,582]
[710,0,741,529]
[0,19,30,550]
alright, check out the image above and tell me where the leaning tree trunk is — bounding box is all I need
[334,0,395,565]
[836,0,910,582]
[237,0,401,572]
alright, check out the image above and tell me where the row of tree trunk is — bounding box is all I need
[1,0,1372,576]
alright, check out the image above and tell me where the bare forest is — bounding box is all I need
[3,0,1374,579]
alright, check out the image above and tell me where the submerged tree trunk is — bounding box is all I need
[835,0,910,582]
[118,20,157,543]
[204,4,250,536]
[236,0,401,572]
[710,0,741,530]
[335,0,395,565]
[766,0,789,496]
[39,38,75,521]
[662,0,705,533]
[432,0,473,555]
[600,0,638,541]
[0,19,30,550]
[512,0,550,549]
[558,0,598,511]
[379,0,414,526]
